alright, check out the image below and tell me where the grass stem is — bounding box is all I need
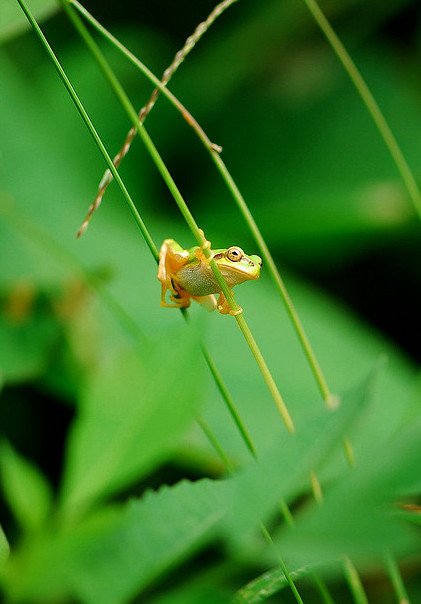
[302,0,421,222]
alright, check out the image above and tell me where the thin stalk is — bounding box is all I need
[302,0,421,222]
[16,0,257,463]
[200,345,257,458]
[343,557,369,604]
[311,572,335,604]
[260,523,305,604]
[310,470,323,504]
[62,0,295,433]
[70,0,335,409]
[384,552,410,604]
[195,416,235,473]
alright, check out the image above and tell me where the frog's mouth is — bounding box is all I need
[219,264,260,281]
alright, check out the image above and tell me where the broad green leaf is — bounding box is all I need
[3,478,225,604]
[0,441,53,533]
[0,0,58,43]
[60,328,204,519]
[222,370,377,541]
[275,421,421,567]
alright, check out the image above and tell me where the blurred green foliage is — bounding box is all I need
[1,0,421,602]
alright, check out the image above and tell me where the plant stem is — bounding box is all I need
[311,572,335,604]
[343,557,369,604]
[260,523,305,604]
[302,0,421,222]
[195,416,235,473]
[62,0,295,433]
[384,552,410,604]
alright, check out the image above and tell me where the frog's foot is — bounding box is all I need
[194,229,212,263]
[217,292,243,316]
[192,294,217,312]
[160,288,191,309]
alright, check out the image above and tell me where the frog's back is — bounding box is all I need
[176,263,219,296]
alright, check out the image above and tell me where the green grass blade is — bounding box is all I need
[302,0,421,222]
[343,557,369,604]
[260,524,304,604]
[384,552,410,604]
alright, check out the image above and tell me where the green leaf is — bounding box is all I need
[232,564,312,604]
[60,328,205,519]
[3,478,225,604]
[0,0,59,43]
[0,441,53,534]
[275,421,421,567]
[222,370,377,542]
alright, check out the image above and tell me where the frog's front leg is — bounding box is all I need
[158,239,191,306]
[217,292,243,316]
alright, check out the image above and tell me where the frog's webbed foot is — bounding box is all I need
[217,292,243,316]
[160,288,191,309]
[194,229,212,263]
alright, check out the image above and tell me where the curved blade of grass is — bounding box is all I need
[61,0,295,433]
[231,564,313,604]
[302,0,421,222]
[384,552,410,604]
[342,557,369,604]
[69,0,334,408]
[76,0,237,237]
[260,523,304,604]
[15,0,257,461]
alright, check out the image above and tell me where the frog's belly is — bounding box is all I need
[176,265,219,296]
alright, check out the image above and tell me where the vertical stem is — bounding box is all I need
[343,557,369,604]
[302,0,421,222]
[260,523,305,604]
[384,552,410,604]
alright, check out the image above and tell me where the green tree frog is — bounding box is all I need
[158,237,262,315]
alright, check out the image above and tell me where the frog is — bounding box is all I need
[158,236,262,315]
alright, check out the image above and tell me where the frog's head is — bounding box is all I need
[211,246,262,287]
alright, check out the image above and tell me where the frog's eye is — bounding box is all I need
[226,246,244,262]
